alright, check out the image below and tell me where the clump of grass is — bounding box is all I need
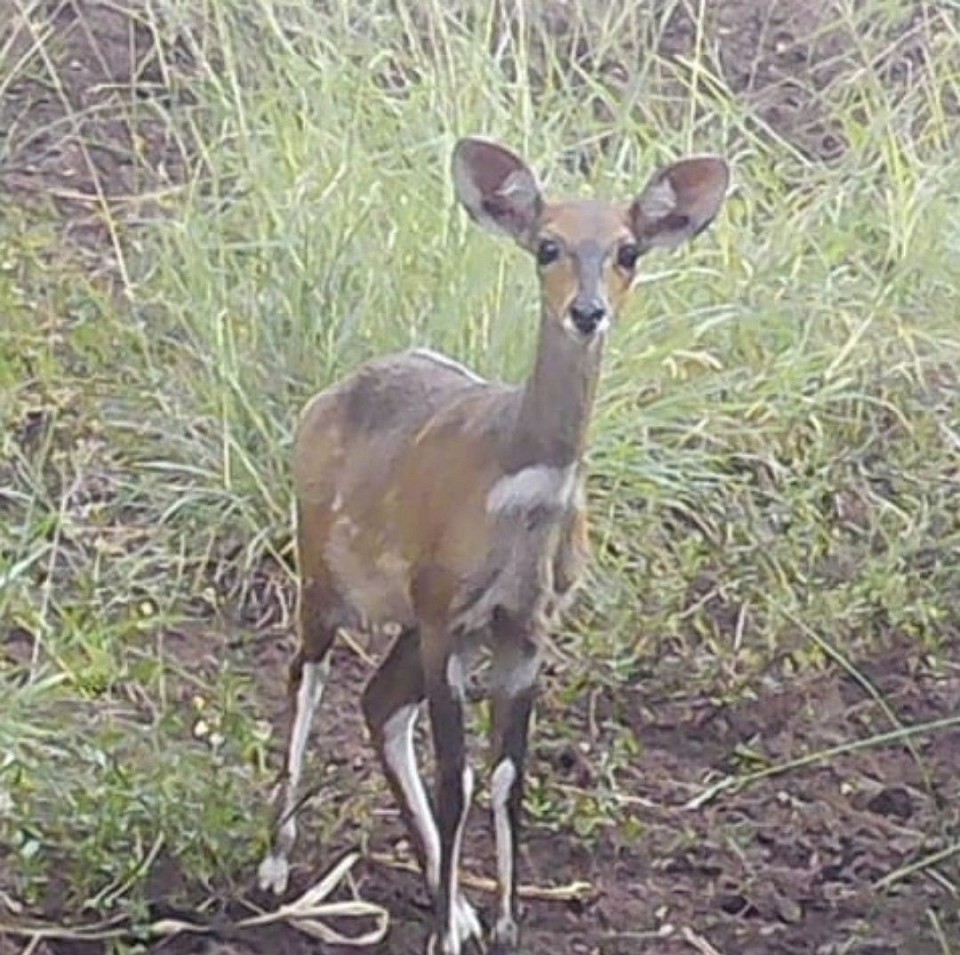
[1,0,959,928]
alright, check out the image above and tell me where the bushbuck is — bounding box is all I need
[257,136,730,954]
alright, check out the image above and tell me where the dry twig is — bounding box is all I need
[0,851,388,949]
[369,851,596,902]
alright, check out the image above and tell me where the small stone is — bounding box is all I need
[775,895,803,924]
[866,786,913,820]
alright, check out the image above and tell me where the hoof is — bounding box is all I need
[453,892,483,945]
[425,892,484,954]
[425,927,484,955]
[488,915,519,954]
[256,853,290,894]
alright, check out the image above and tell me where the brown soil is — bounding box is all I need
[17,626,951,955]
[1,0,194,273]
[217,630,958,955]
[2,2,958,955]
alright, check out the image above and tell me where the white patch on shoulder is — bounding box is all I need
[410,348,487,384]
[487,464,578,514]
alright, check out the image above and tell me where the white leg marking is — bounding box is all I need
[491,758,519,943]
[383,707,480,950]
[287,660,327,791]
[383,704,442,889]
[452,893,482,947]
[441,766,477,952]
[445,653,467,700]
[257,659,328,894]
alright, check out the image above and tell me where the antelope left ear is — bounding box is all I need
[630,156,730,251]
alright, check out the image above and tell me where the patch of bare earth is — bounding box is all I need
[8,609,955,954]
[93,629,956,955]
[18,627,944,955]
[0,0,195,274]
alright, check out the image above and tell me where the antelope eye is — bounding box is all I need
[616,243,641,270]
[536,239,561,266]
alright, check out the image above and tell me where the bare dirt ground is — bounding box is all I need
[226,630,960,955]
[2,2,958,954]
[12,625,954,955]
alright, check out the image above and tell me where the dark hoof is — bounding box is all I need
[426,933,489,955]
[487,928,520,955]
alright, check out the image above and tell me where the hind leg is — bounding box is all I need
[362,628,482,953]
[487,625,543,953]
[258,508,347,893]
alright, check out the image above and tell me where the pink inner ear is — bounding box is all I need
[461,141,527,198]
[670,158,730,204]
[481,194,535,239]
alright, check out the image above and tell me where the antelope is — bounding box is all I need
[257,136,730,954]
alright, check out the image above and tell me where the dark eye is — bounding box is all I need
[536,239,561,267]
[617,243,641,270]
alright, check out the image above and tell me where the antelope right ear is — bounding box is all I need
[452,137,543,244]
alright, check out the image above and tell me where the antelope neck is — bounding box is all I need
[508,309,604,471]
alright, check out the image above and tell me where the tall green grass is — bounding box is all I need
[1,0,959,918]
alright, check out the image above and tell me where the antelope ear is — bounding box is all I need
[452,137,543,244]
[630,156,730,250]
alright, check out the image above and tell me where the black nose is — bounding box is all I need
[569,302,607,335]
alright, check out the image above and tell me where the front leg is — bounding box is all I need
[488,629,542,953]
[424,645,475,955]
[548,504,588,618]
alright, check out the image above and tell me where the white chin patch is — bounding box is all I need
[562,316,610,342]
